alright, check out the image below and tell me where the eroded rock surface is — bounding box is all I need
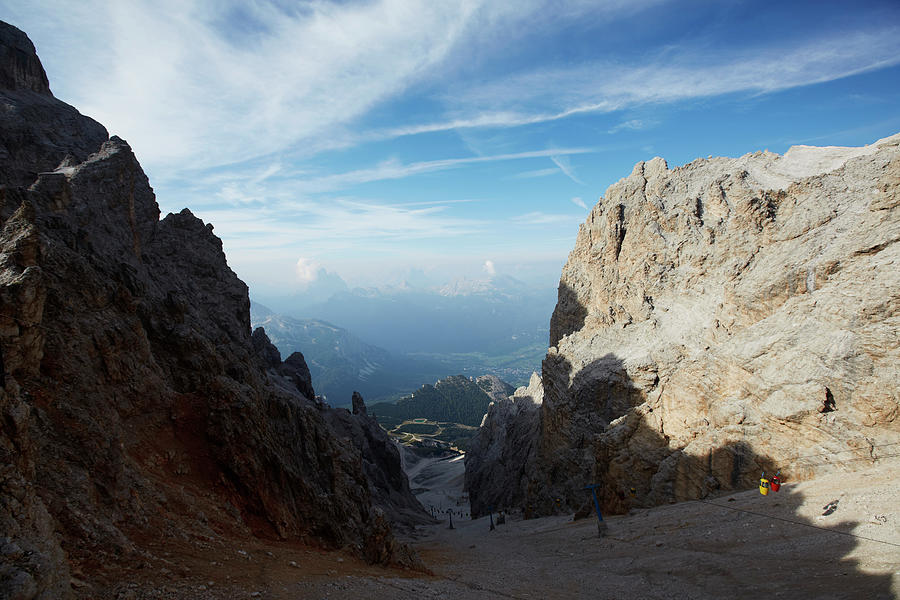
[0,21,409,598]
[324,392,433,534]
[465,372,542,517]
[467,133,900,518]
[474,374,516,404]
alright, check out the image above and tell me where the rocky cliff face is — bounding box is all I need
[465,373,542,517]
[324,392,433,533]
[467,133,900,518]
[475,374,516,404]
[0,21,415,599]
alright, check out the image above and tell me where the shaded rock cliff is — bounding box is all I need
[0,21,411,599]
[467,133,900,518]
[465,372,542,517]
[324,392,433,533]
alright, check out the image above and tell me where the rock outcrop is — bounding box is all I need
[475,374,517,404]
[0,21,410,599]
[251,336,430,530]
[324,392,433,533]
[465,373,543,517]
[467,133,900,518]
[0,24,107,190]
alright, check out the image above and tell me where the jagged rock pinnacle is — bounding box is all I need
[0,21,50,94]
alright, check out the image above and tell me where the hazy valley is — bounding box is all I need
[250,277,554,405]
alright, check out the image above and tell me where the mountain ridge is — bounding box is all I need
[251,302,543,403]
[369,374,514,428]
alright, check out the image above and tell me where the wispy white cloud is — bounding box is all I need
[13,1,897,178]
[509,167,560,179]
[392,198,483,208]
[550,155,584,184]
[9,0,669,178]
[206,200,582,253]
[308,147,592,191]
[511,211,583,225]
[224,147,594,196]
[214,161,284,205]
[181,148,593,215]
[483,260,496,275]
[608,118,657,134]
[376,102,621,140]
[396,27,900,138]
[196,196,488,256]
[10,0,481,174]
[571,197,588,210]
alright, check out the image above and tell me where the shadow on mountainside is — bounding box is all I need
[663,483,896,599]
[548,281,588,348]
[470,309,896,597]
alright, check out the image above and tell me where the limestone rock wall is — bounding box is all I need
[0,21,407,599]
[467,133,900,518]
[465,372,543,517]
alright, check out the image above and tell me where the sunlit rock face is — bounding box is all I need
[0,21,414,598]
[467,132,900,518]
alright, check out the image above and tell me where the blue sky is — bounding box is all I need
[4,0,900,295]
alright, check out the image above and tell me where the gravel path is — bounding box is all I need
[83,459,899,599]
[321,459,900,599]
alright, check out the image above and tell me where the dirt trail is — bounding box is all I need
[82,459,899,599]
[405,451,468,518]
[361,458,900,599]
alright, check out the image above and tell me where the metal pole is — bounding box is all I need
[584,484,607,537]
